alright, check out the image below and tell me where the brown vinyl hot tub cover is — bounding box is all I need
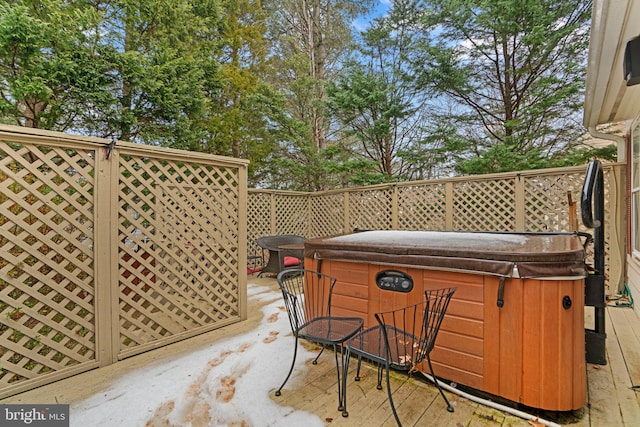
[304,230,588,278]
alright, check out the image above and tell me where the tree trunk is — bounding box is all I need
[501,35,514,141]
[311,0,327,149]
[23,99,45,129]
[120,8,135,142]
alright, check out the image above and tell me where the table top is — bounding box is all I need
[278,243,305,250]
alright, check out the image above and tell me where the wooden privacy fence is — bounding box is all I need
[248,163,626,292]
[0,122,624,399]
[0,125,248,398]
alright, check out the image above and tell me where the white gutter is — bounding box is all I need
[588,126,626,161]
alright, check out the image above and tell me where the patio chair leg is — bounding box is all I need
[313,346,325,365]
[355,355,362,381]
[384,361,402,427]
[377,364,383,390]
[342,348,352,417]
[275,336,300,396]
[332,345,350,416]
[427,354,454,413]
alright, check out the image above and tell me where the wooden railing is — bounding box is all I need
[249,163,626,293]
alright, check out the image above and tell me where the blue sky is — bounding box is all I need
[352,0,393,33]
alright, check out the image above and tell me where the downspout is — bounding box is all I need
[588,125,627,294]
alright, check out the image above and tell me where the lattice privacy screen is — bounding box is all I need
[248,164,624,292]
[348,189,394,231]
[311,193,344,237]
[524,173,588,232]
[0,125,622,400]
[117,153,243,355]
[0,139,96,391]
[247,192,271,255]
[275,195,307,236]
[451,178,516,231]
[0,127,247,398]
[398,183,447,230]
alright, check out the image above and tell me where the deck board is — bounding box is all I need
[274,299,640,426]
[610,307,640,386]
[606,307,640,425]
[585,353,625,425]
[278,353,533,426]
[3,277,640,426]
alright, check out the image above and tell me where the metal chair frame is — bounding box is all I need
[344,287,457,425]
[247,242,265,274]
[275,269,364,417]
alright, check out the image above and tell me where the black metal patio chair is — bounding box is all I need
[275,269,364,417]
[344,287,457,426]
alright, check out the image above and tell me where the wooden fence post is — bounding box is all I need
[270,192,276,234]
[344,191,350,234]
[307,193,312,237]
[445,182,453,230]
[94,145,119,366]
[515,174,525,231]
[238,164,248,321]
[392,185,399,229]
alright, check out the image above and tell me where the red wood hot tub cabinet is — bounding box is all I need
[303,230,587,411]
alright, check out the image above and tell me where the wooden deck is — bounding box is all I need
[266,274,640,426]
[2,276,640,426]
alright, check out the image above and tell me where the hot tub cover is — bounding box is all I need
[304,230,588,278]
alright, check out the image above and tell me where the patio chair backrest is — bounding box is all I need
[375,287,456,370]
[277,269,337,334]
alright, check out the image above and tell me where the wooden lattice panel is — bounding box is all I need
[451,179,516,231]
[118,155,241,353]
[275,195,308,236]
[348,189,393,231]
[397,183,447,230]
[0,140,96,388]
[524,172,585,232]
[247,192,271,252]
[311,194,344,237]
[599,168,614,287]
[524,168,613,285]
[248,165,622,292]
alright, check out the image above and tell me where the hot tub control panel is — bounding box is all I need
[375,270,414,293]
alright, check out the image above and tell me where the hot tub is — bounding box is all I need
[303,230,587,411]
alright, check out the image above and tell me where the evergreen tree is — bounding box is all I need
[327,0,440,182]
[0,1,116,131]
[417,0,593,174]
